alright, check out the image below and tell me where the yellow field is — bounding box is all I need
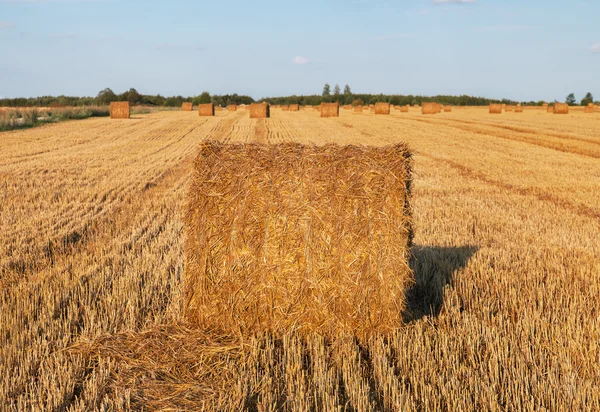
[2,107,599,410]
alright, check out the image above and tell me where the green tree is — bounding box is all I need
[566,93,576,105]
[581,92,594,106]
[333,84,341,96]
[96,88,116,105]
[352,98,364,106]
[343,84,351,95]
[193,92,212,105]
[322,83,331,97]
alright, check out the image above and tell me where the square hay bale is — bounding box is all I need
[198,103,215,117]
[215,106,223,112]
[354,105,363,113]
[343,105,352,110]
[422,102,438,115]
[438,105,443,113]
[184,141,414,339]
[515,104,523,113]
[182,102,193,111]
[289,104,299,111]
[321,102,339,118]
[554,103,569,114]
[444,106,452,113]
[110,102,130,119]
[249,102,270,118]
[489,104,503,114]
[227,105,237,112]
[400,106,409,113]
[505,105,513,112]
[281,105,290,111]
[542,103,549,110]
[375,102,391,115]
[584,103,594,114]
[413,104,419,108]
[547,105,554,113]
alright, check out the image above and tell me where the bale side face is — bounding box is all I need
[400,106,409,113]
[444,106,452,112]
[215,106,223,112]
[547,105,554,113]
[182,102,193,111]
[110,102,130,119]
[354,105,363,113]
[375,102,391,115]
[249,103,270,118]
[227,105,237,112]
[198,103,215,117]
[281,105,290,111]
[554,103,569,114]
[321,102,339,118]
[289,104,300,111]
[185,142,413,339]
[515,105,523,113]
[489,104,503,114]
[422,102,438,115]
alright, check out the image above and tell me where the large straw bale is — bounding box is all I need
[584,103,594,114]
[400,106,409,113]
[182,102,193,111]
[281,105,290,111]
[289,104,299,111]
[444,106,452,113]
[489,104,503,114]
[321,102,339,118]
[110,102,130,119]
[354,105,363,113]
[198,103,215,117]
[375,102,391,115]
[553,103,569,114]
[227,105,237,112]
[184,141,414,339]
[505,105,513,112]
[421,102,438,115]
[249,103,270,118]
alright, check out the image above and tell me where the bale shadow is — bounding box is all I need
[404,245,478,322]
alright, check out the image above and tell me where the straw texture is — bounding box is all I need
[110,102,130,119]
[321,102,340,118]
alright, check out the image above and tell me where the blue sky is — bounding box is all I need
[1,0,599,101]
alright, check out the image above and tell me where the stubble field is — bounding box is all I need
[1,106,599,410]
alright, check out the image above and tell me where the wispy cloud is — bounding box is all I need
[591,43,600,53]
[0,21,15,29]
[432,0,475,4]
[292,56,310,65]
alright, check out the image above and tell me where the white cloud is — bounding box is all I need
[433,0,475,4]
[0,22,15,29]
[591,44,600,53]
[292,56,310,65]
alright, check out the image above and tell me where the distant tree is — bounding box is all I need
[96,88,117,105]
[343,84,352,96]
[566,93,576,105]
[352,98,364,106]
[389,95,400,106]
[193,92,212,105]
[125,88,142,105]
[322,83,331,97]
[333,84,341,96]
[581,92,594,106]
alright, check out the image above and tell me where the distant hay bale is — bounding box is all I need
[249,102,270,118]
[343,105,352,110]
[502,104,506,110]
[227,105,237,112]
[321,102,339,118]
[542,103,549,110]
[375,102,391,115]
[400,106,409,113]
[547,105,554,113]
[505,105,513,112]
[110,102,130,119]
[422,102,438,115]
[515,104,523,113]
[489,104,503,114]
[444,106,452,113]
[281,105,290,111]
[584,103,594,114]
[413,104,419,108]
[215,106,223,112]
[181,102,193,111]
[354,105,363,113]
[553,103,569,114]
[184,141,414,339]
[438,105,443,113]
[289,104,299,112]
[198,103,215,117]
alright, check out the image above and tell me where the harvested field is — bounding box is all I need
[2,107,600,410]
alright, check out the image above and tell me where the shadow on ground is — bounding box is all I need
[404,245,479,322]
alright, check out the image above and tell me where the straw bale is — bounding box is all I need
[215,106,223,112]
[400,106,409,113]
[184,141,414,339]
[343,105,352,110]
[289,104,299,111]
[547,105,554,113]
[505,105,513,112]
[584,103,594,114]
[542,103,549,110]
[281,105,290,111]
[553,103,569,114]
[489,104,503,114]
[444,106,452,112]
[227,105,237,112]
[515,104,523,113]
[375,102,391,115]
[421,102,438,115]
[181,102,193,111]
[198,103,215,117]
[438,105,443,113]
[354,105,363,113]
[413,104,419,108]
[249,102,270,118]
[321,102,339,118]
[110,102,130,119]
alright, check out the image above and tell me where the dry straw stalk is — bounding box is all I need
[554,103,569,114]
[321,102,339,118]
[184,141,414,339]
[198,103,215,117]
[489,104,503,114]
[181,102,193,111]
[375,102,391,115]
[422,102,438,115]
[249,102,270,118]
[110,102,130,119]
